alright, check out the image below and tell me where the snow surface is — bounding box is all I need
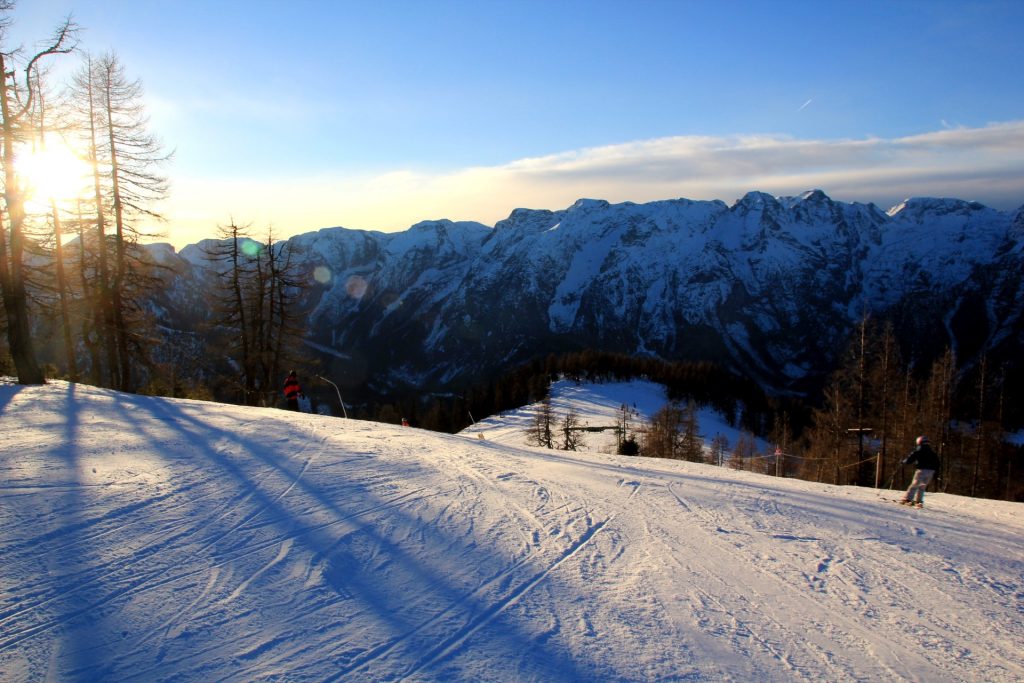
[1,379,1022,682]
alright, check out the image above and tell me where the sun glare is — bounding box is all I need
[18,139,92,208]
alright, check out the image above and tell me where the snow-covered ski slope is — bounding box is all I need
[1,380,1021,682]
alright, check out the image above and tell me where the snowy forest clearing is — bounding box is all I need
[1,380,1022,681]
[460,379,768,456]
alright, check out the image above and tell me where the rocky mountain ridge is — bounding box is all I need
[155,190,1024,400]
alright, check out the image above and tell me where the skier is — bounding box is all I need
[283,371,303,411]
[401,417,410,427]
[899,435,940,507]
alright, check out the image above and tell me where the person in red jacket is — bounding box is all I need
[283,371,303,411]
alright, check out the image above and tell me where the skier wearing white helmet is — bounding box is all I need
[899,436,940,507]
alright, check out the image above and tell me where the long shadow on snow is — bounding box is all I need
[0,381,24,414]
[0,383,126,680]
[56,383,125,680]
[124,396,600,682]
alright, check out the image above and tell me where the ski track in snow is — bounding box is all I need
[1,380,1022,682]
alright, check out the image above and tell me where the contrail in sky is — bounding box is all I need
[797,98,813,112]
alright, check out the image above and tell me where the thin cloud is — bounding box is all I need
[797,98,814,112]
[161,121,1024,248]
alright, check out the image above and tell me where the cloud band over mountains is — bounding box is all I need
[171,120,1024,246]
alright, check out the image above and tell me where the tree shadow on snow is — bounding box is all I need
[0,381,24,415]
[114,396,601,682]
[0,382,125,681]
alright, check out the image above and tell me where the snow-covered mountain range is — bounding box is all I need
[154,190,1024,398]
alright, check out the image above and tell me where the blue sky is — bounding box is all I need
[11,0,1024,247]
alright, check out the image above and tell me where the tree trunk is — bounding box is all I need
[51,201,79,380]
[105,82,131,391]
[77,206,103,385]
[0,55,45,384]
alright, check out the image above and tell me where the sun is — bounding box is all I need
[18,138,92,207]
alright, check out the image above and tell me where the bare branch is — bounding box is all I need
[19,16,80,120]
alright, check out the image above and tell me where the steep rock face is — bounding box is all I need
[862,198,1023,368]
[700,193,854,383]
[148,191,1023,397]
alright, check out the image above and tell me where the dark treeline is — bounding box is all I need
[355,349,805,438]
[356,334,1022,501]
[463,349,802,438]
[795,316,1022,501]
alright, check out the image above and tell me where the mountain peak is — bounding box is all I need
[794,189,831,204]
[493,207,562,235]
[885,196,989,219]
[1011,205,1024,235]
[737,191,774,206]
[733,191,780,210]
[568,198,612,212]
[406,218,489,235]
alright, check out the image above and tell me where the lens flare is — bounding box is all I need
[240,240,262,258]
[313,266,332,284]
[345,275,368,299]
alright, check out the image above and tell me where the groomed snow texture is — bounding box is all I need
[1,380,1021,681]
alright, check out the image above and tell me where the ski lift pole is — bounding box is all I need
[316,374,347,419]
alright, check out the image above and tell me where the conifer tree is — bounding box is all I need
[731,432,759,471]
[559,408,584,451]
[0,6,77,384]
[920,348,956,488]
[29,68,81,380]
[867,324,901,487]
[205,223,306,406]
[526,394,555,448]
[679,401,704,462]
[710,433,730,467]
[65,52,169,390]
[802,382,851,484]
[644,402,683,459]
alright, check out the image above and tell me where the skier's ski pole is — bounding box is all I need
[317,374,348,419]
[887,463,902,490]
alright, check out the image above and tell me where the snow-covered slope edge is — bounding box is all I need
[1,381,1021,682]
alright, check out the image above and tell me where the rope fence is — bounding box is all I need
[734,450,883,469]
